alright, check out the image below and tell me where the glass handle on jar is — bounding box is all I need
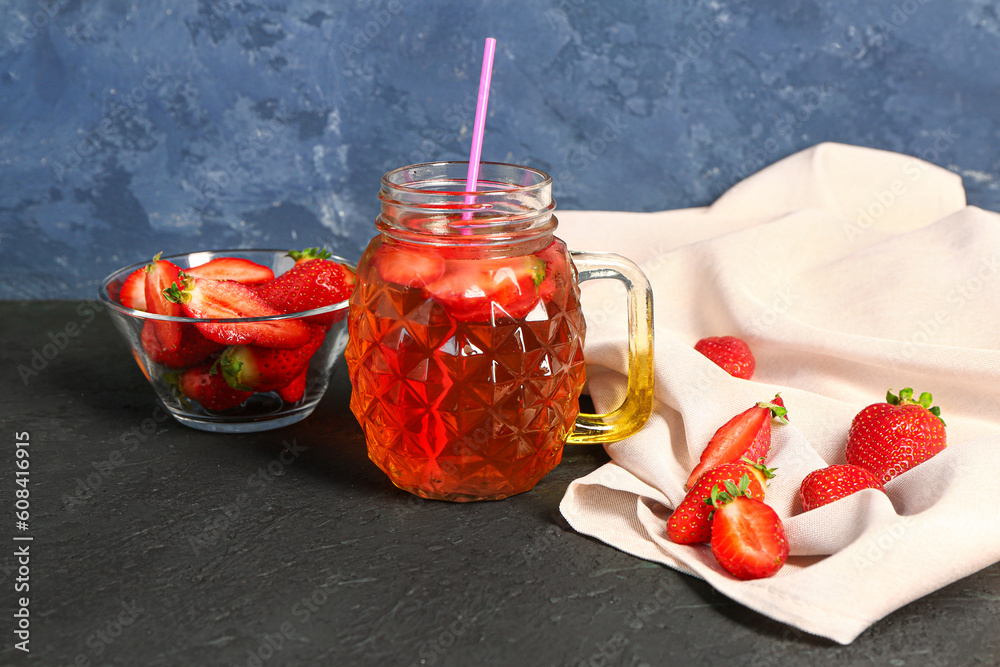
[566,251,655,445]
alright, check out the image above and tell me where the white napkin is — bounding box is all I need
[556,143,1000,645]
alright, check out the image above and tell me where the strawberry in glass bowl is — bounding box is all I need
[99,248,355,432]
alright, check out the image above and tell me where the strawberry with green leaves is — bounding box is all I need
[799,464,885,512]
[846,388,947,485]
[709,486,789,580]
[686,395,787,489]
[217,326,326,392]
[166,362,252,411]
[163,275,312,349]
[257,248,355,325]
[694,336,756,380]
[667,458,775,545]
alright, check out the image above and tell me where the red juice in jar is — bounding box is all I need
[347,162,655,502]
[346,233,586,501]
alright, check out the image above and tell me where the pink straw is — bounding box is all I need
[464,37,497,216]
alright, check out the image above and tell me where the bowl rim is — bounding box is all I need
[98,248,354,323]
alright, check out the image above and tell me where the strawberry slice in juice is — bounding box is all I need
[425,255,545,321]
[375,245,445,288]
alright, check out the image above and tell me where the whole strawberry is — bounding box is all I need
[276,370,308,404]
[694,336,755,380]
[166,362,253,411]
[686,395,787,489]
[799,464,885,512]
[217,326,326,392]
[846,388,947,485]
[257,248,355,325]
[667,458,775,545]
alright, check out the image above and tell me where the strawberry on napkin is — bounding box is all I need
[556,143,1000,644]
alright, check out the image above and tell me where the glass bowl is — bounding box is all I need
[99,249,352,433]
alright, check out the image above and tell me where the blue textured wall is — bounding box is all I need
[1,0,999,298]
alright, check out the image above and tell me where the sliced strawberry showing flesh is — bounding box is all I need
[686,395,787,490]
[167,362,252,411]
[217,325,325,392]
[425,256,545,322]
[374,245,445,288]
[184,257,275,286]
[276,369,308,403]
[422,265,492,321]
[744,395,786,462]
[710,495,788,580]
[144,255,184,351]
[486,257,545,319]
[119,268,147,311]
[667,459,774,545]
[163,276,312,349]
[141,321,225,369]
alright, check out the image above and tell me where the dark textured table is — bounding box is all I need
[2,301,998,666]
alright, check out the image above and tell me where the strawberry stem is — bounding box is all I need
[756,394,789,425]
[161,371,191,410]
[161,272,193,305]
[740,456,777,480]
[144,251,164,273]
[527,258,545,288]
[707,474,754,512]
[887,387,946,426]
[288,247,332,262]
[217,355,252,392]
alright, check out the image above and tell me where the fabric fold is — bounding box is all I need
[556,143,1000,644]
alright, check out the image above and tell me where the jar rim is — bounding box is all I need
[381,161,552,196]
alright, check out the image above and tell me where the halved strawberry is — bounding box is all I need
[141,321,225,369]
[686,395,787,489]
[217,326,325,392]
[185,257,274,285]
[667,458,774,545]
[144,254,184,351]
[163,276,312,349]
[276,370,308,403]
[710,493,788,580]
[167,362,252,411]
[119,268,147,311]
[373,245,445,288]
[256,250,355,326]
[488,257,546,318]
